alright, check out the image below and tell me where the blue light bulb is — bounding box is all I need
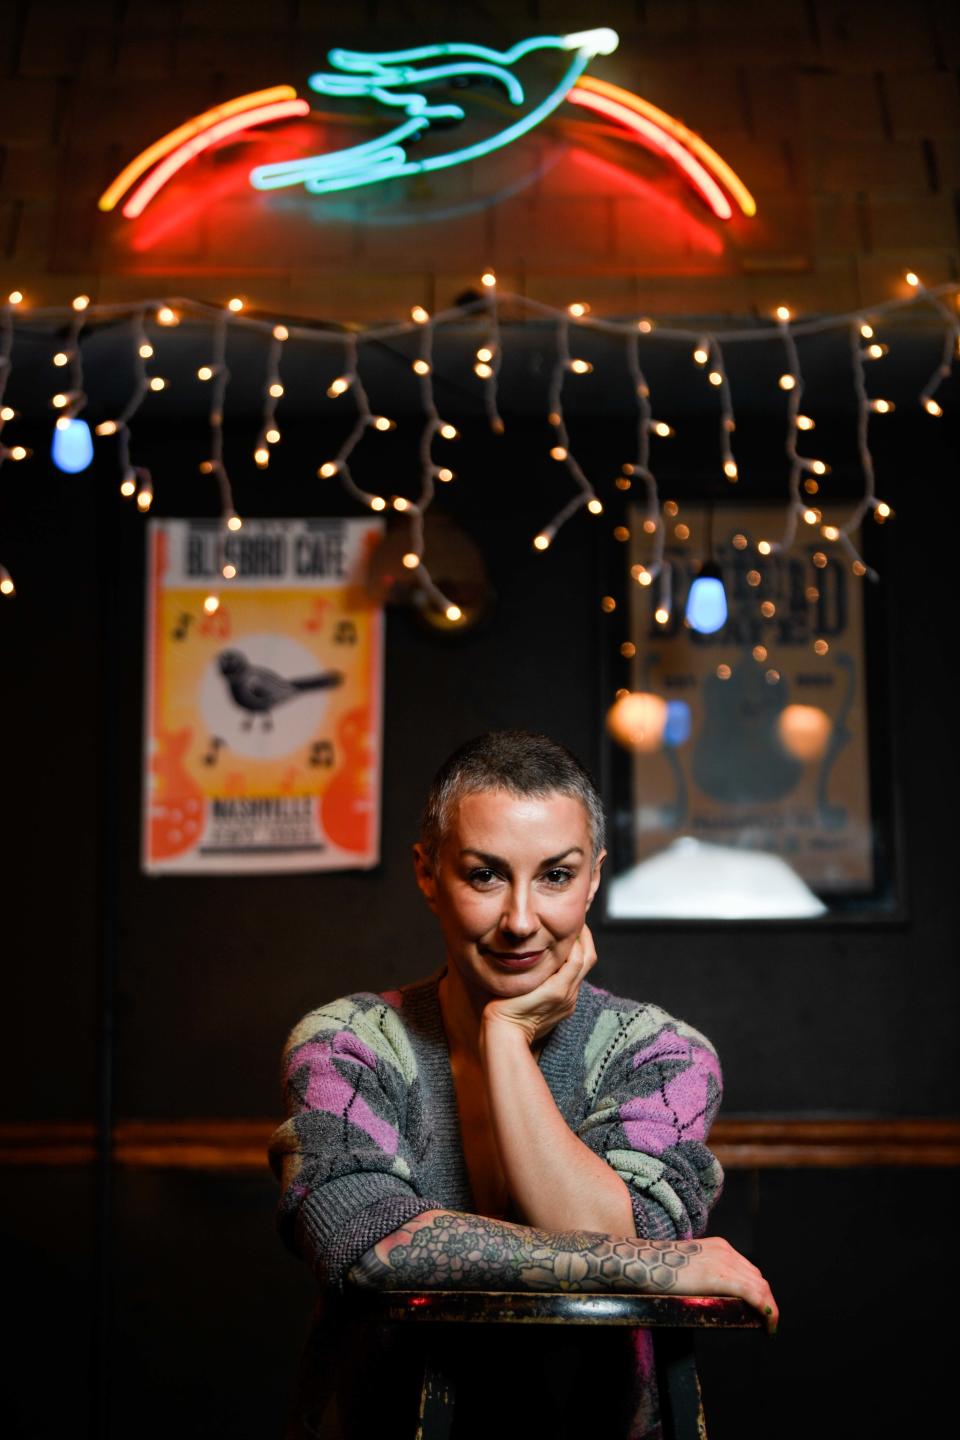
[664,700,692,747]
[51,417,94,474]
[685,563,727,634]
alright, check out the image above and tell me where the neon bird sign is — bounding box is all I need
[99,28,755,224]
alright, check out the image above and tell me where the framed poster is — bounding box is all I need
[143,517,383,875]
[604,502,897,922]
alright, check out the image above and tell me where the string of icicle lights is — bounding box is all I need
[0,271,956,619]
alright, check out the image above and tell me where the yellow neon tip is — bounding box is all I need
[98,85,300,212]
[574,75,757,218]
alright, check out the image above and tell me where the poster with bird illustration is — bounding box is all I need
[143,517,383,874]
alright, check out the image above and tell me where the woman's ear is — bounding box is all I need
[413,843,439,910]
[586,848,607,908]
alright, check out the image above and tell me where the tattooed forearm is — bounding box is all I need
[348,1211,702,1293]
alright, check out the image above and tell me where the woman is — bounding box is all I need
[271,731,776,1437]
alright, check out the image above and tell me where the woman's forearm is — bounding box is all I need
[480,1015,635,1234]
[348,1208,698,1292]
[347,1211,779,1331]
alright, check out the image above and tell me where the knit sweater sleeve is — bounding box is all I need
[576,999,724,1241]
[268,995,443,1289]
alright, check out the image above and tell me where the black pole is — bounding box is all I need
[91,472,123,1440]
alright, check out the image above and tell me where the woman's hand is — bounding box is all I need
[482,925,598,1047]
[664,1236,779,1332]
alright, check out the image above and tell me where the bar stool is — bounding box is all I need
[348,1289,764,1440]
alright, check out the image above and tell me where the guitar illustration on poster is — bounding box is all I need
[617,505,874,903]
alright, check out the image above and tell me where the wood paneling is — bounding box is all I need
[2,1117,958,1169]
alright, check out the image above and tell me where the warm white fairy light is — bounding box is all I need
[0,300,21,591]
[702,336,740,485]
[253,322,288,470]
[395,315,467,615]
[531,314,603,551]
[227,296,244,312]
[910,275,960,419]
[72,294,90,312]
[476,279,504,434]
[621,326,667,592]
[199,309,242,577]
[2,277,957,621]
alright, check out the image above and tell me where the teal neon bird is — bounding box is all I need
[248,29,620,195]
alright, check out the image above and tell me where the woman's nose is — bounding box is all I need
[501,885,537,939]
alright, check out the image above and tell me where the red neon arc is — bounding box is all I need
[104,81,754,221]
[121,99,310,218]
[565,86,733,219]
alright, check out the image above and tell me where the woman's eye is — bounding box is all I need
[542,868,574,886]
[468,868,498,887]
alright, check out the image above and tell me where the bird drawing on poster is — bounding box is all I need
[217,649,343,731]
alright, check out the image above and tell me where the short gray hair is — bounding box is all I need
[420,731,605,864]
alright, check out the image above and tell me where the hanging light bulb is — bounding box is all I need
[663,700,692,747]
[685,560,728,634]
[606,692,668,753]
[51,416,94,473]
[777,704,831,761]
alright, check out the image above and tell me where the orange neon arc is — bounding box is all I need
[99,59,756,223]
[98,85,302,213]
[121,100,311,218]
[571,75,756,218]
[567,86,733,220]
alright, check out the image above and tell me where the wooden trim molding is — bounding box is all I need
[1,1117,958,1170]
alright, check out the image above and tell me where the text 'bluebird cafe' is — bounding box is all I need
[184,525,350,580]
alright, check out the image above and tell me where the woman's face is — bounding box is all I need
[414,787,605,1001]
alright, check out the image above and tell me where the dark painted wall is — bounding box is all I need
[2,404,957,1437]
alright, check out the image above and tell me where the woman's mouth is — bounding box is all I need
[479,946,546,971]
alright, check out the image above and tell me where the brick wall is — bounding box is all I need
[0,0,958,318]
